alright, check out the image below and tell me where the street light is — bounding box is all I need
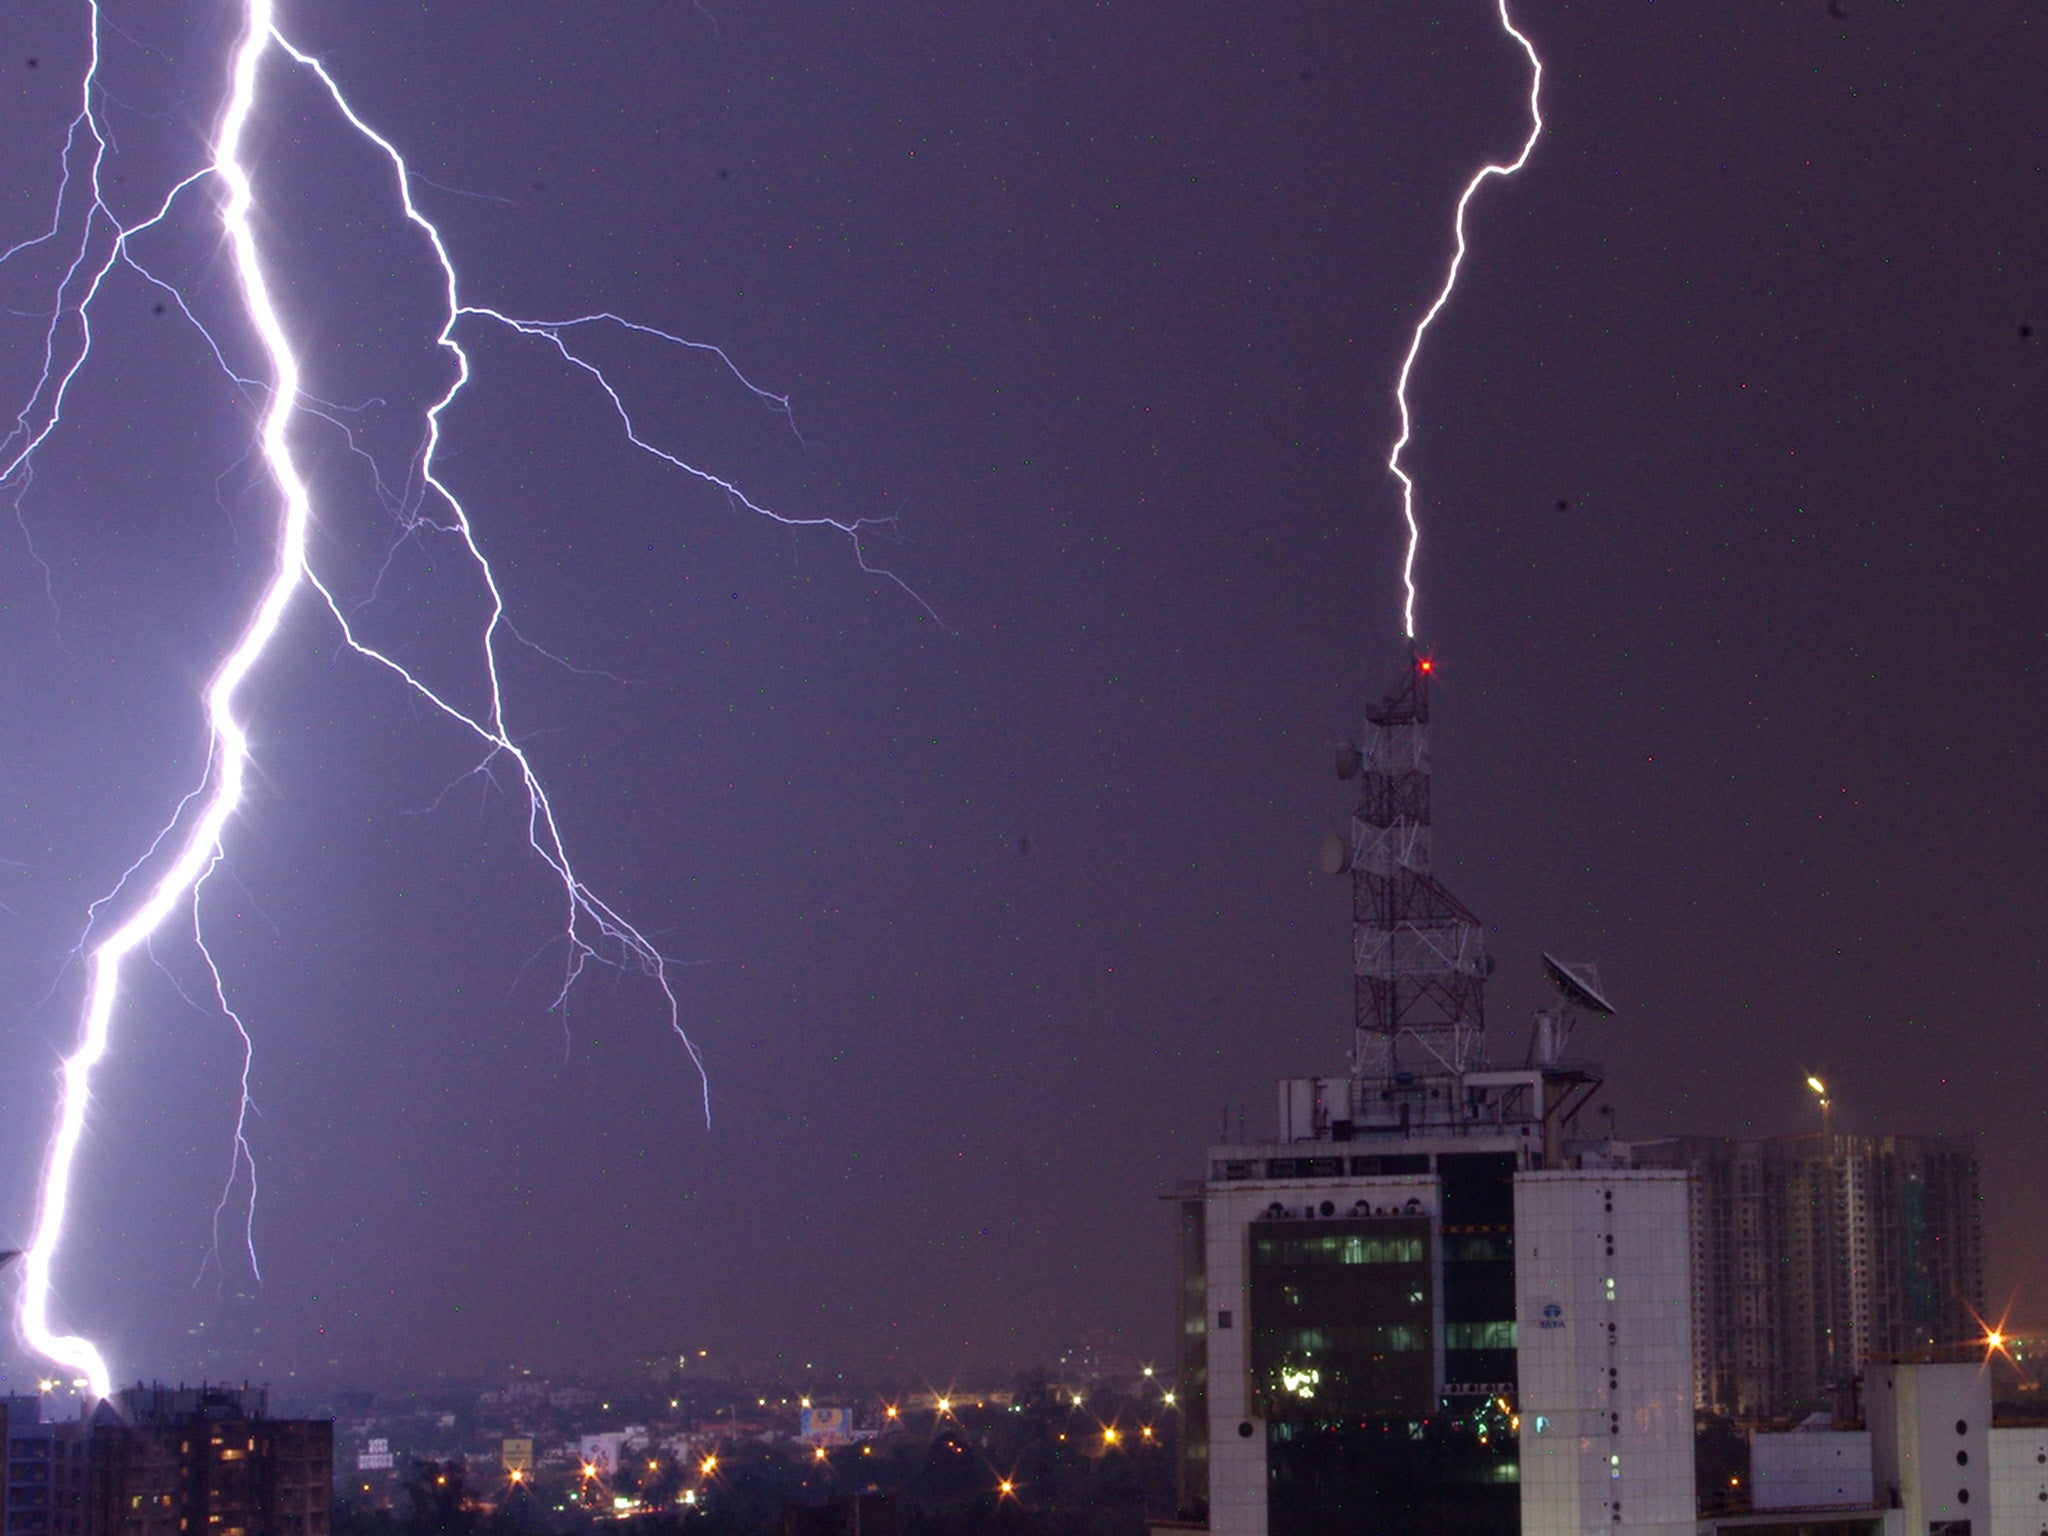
[1806,1076,1831,1140]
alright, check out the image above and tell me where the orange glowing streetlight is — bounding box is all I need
[1806,1076,1832,1140]
[1967,1298,2018,1365]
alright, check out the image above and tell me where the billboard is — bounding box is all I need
[503,1438,534,1474]
[579,1433,623,1476]
[801,1407,851,1446]
[357,1436,394,1472]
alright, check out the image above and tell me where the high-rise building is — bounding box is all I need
[1,1398,94,1536]
[0,1386,330,1536]
[1176,658,1696,1536]
[1632,1133,1985,1421]
[97,1385,331,1536]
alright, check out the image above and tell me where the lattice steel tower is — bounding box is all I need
[1333,653,1490,1076]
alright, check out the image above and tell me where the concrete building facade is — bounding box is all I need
[0,1387,329,1536]
[1514,1172,1695,1536]
[1744,1362,2044,1536]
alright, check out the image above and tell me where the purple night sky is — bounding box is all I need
[0,1,2041,1388]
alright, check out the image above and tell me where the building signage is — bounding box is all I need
[503,1438,533,1473]
[579,1433,623,1476]
[1537,1301,1566,1330]
[801,1407,851,1446]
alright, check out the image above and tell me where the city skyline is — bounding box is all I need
[0,2,2039,1389]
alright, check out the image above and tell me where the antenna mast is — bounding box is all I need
[1337,654,1489,1077]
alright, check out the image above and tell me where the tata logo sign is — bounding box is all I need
[1538,1302,1566,1331]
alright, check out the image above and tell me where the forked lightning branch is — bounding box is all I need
[4,0,1539,1398]
[1,0,912,1396]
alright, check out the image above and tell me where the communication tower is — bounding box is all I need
[1323,653,1490,1076]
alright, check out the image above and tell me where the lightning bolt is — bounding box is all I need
[1388,0,1544,641]
[5,2,924,1398]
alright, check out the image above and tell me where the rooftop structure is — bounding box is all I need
[1179,656,1696,1536]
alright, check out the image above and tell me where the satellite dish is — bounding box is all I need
[1335,742,1362,780]
[1541,954,1616,1016]
[1317,832,1351,877]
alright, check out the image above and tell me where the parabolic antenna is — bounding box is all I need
[1541,954,1616,1017]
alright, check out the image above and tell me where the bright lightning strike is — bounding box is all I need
[5,3,921,1397]
[1387,0,1544,641]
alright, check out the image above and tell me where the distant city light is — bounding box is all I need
[1102,1428,1119,1446]
[699,1456,718,1477]
[1162,1392,1176,1407]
